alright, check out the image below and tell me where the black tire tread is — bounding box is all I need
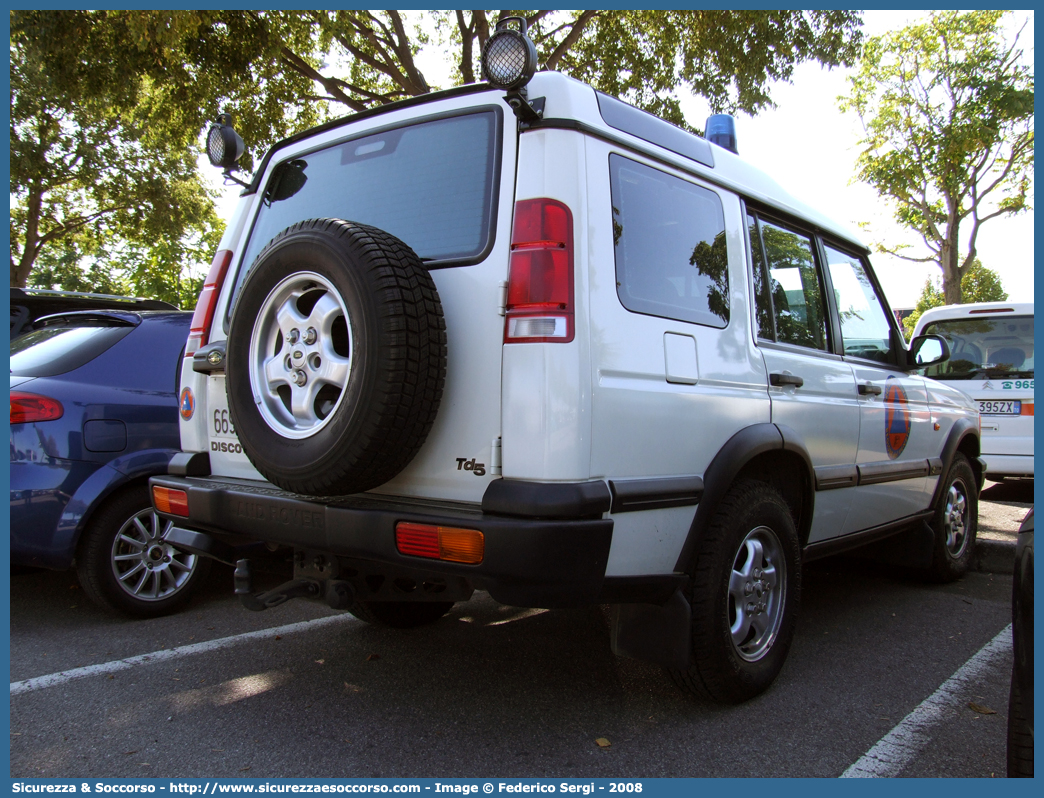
[1007,671,1034,777]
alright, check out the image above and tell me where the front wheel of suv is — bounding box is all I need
[925,452,977,582]
[670,479,801,703]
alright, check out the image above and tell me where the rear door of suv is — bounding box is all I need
[196,94,518,504]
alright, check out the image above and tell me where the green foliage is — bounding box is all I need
[839,11,1034,305]
[902,259,1009,337]
[10,10,864,299]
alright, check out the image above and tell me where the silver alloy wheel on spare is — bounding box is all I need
[728,525,787,662]
[943,479,970,558]
[248,271,353,439]
[110,508,198,602]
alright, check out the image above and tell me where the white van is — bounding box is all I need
[913,302,1033,479]
[150,19,981,703]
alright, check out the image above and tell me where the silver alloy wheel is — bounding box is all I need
[943,479,970,558]
[110,508,198,602]
[248,272,353,438]
[728,525,787,662]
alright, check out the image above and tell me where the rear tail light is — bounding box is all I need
[10,392,63,424]
[1021,402,1034,416]
[505,198,574,343]
[153,485,190,517]
[186,249,234,356]
[395,522,485,564]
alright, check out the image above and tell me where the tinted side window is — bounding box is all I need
[826,246,894,364]
[610,155,729,328]
[750,217,828,351]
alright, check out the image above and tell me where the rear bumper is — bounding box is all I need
[150,475,614,608]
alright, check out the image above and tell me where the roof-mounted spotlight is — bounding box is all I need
[207,113,249,187]
[705,114,738,155]
[482,17,543,123]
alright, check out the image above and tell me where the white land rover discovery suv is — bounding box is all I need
[153,20,982,703]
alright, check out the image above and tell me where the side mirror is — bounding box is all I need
[907,334,950,368]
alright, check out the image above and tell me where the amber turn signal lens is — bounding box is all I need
[1020,402,1034,416]
[153,485,189,517]
[395,522,484,564]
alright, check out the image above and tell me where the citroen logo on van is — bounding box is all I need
[982,380,994,391]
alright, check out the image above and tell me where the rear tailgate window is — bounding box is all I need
[233,108,502,307]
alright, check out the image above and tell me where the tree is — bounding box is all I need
[840,11,1034,305]
[9,10,325,292]
[11,10,864,294]
[903,259,1009,337]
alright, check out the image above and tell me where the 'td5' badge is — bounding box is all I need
[884,377,911,460]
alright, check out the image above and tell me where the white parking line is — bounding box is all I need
[841,623,1013,778]
[10,613,357,697]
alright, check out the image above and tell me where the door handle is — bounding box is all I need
[858,382,883,396]
[769,373,804,388]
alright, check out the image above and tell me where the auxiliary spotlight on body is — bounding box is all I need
[481,17,544,122]
[207,112,249,187]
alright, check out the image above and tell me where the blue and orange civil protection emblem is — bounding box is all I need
[179,387,195,421]
[883,377,910,460]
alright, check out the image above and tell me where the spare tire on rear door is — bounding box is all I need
[225,218,446,496]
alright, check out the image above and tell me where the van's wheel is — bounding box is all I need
[226,218,446,497]
[671,480,801,703]
[925,453,977,582]
[347,601,455,629]
[76,486,211,618]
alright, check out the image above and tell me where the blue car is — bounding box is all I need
[10,309,210,617]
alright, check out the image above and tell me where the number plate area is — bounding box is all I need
[207,375,260,477]
[978,400,1021,415]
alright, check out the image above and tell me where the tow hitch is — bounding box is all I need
[234,558,352,612]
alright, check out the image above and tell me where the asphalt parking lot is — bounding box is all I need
[9,480,1032,779]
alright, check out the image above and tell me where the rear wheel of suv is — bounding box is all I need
[76,486,211,618]
[226,219,446,496]
[671,480,801,703]
[925,452,977,582]
[347,600,455,629]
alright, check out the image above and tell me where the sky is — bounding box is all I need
[208,10,1034,310]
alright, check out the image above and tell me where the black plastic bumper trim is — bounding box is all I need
[168,451,212,477]
[151,476,613,608]
[481,478,611,519]
[608,476,703,513]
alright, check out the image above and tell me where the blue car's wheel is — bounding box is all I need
[76,486,211,617]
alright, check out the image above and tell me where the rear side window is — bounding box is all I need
[10,321,134,377]
[610,155,729,328]
[239,110,500,279]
